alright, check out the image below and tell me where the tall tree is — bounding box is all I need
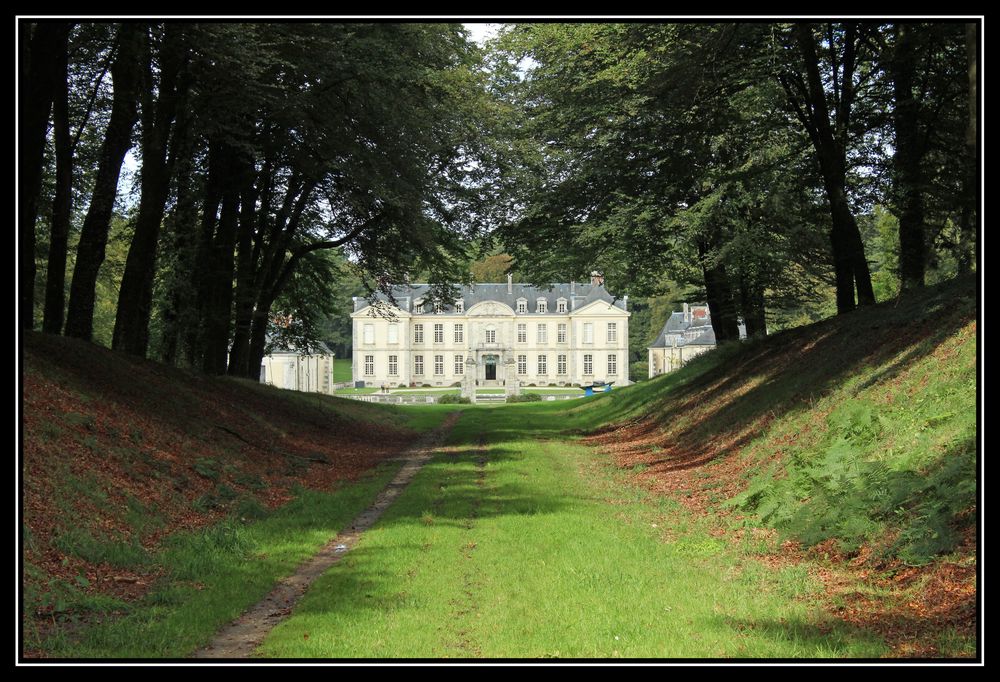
[41,24,75,333]
[888,23,925,290]
[113,24,191,355]
[777,22,877,313]
[20,22,71,329]
[64,24,144,341]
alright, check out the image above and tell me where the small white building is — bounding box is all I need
[647,303,745,377]
[259,341,336,394]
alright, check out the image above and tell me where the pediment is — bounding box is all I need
[466,300,515,317]
[571,300,631,317]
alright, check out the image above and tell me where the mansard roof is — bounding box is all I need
[353,282,627,314]
[648,306,746,349]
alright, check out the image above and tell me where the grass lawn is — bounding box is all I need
[257,404,887,658]
[332,359,353,384]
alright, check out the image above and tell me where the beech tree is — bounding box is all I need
[64,23,144,341]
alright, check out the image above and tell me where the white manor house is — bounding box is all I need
[351,274,630,393]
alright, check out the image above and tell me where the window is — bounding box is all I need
[455,300,464,313]
[517,323,527,343]
[434,323,444,343]
[607,322,618,343]
[557,354,567,375]
[387,324,398,344]
[517,355,527,375]
[363,324,374,345]
[364,355,375,376]
[455,355,464,375]
[516,299,527,314]
[486,327,496,343]
[537,324,547,344]
[537,299,547,313]
[454,324,464,343]
[414,355,424,375]
[537,354,547,375]
[388,355,398,376]
[414,324,424,343]
[583,354,593,375]
[557,299,567,313]
[557,323,567,343]
[583,322,594,344]
[434,355,444,375]
[608,354,618,375]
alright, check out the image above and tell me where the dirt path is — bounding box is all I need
[444,432,488,657]
[192,411,463,659]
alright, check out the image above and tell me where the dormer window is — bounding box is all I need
[414,298,425,314]
[516,298,527,314]
[537,298,547,314]
[455,299,464,314]
[556,298,567,313]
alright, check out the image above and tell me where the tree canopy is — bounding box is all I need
[20,20,979,376]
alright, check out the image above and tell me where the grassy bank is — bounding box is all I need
[21,332,450,656]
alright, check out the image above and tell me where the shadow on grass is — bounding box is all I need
[571,277,976,472]
[717,615,887,659]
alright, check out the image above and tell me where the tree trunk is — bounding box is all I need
[42,25,73,334]
[113,25,188,356]
[64,24,144,341]
[245,182,317,378]
[891,24,926,291]
[794,23,875,313]
[958,22,978,273]
[738,275,766,338]
[187,138,227,367]
[200,150,241,376]
[227,167,262,378]
[20,22,68,330]
[698,237,740,343]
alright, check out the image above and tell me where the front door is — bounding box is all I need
[484,355,497,381]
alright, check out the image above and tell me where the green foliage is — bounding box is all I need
[732,398,975,564]
[866,205,902,301]
[437,394,471,404]
[629,360,648,383]
[234,496,269,521]
[53,527,150,568]
[192,458,220,481]
[507,393,542,402]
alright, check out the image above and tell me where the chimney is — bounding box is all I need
[590,271,604,287]
[507,272,513,294]
[623,295,628,311]
[571,280,576,295]
[683,303,690,324]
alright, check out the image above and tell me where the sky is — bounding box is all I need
[464,23,502,46]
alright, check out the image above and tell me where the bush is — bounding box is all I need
[507,393,542,402]
[438,394,471,404]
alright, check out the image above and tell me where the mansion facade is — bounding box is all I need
[351,275,630,390]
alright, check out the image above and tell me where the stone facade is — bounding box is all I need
[260,341,336,394]
[351,276,630,390]
[647,303,745,377]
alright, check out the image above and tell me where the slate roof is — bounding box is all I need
[649,311,719,349]
[354,282,627,314]
[648,305,749,349]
